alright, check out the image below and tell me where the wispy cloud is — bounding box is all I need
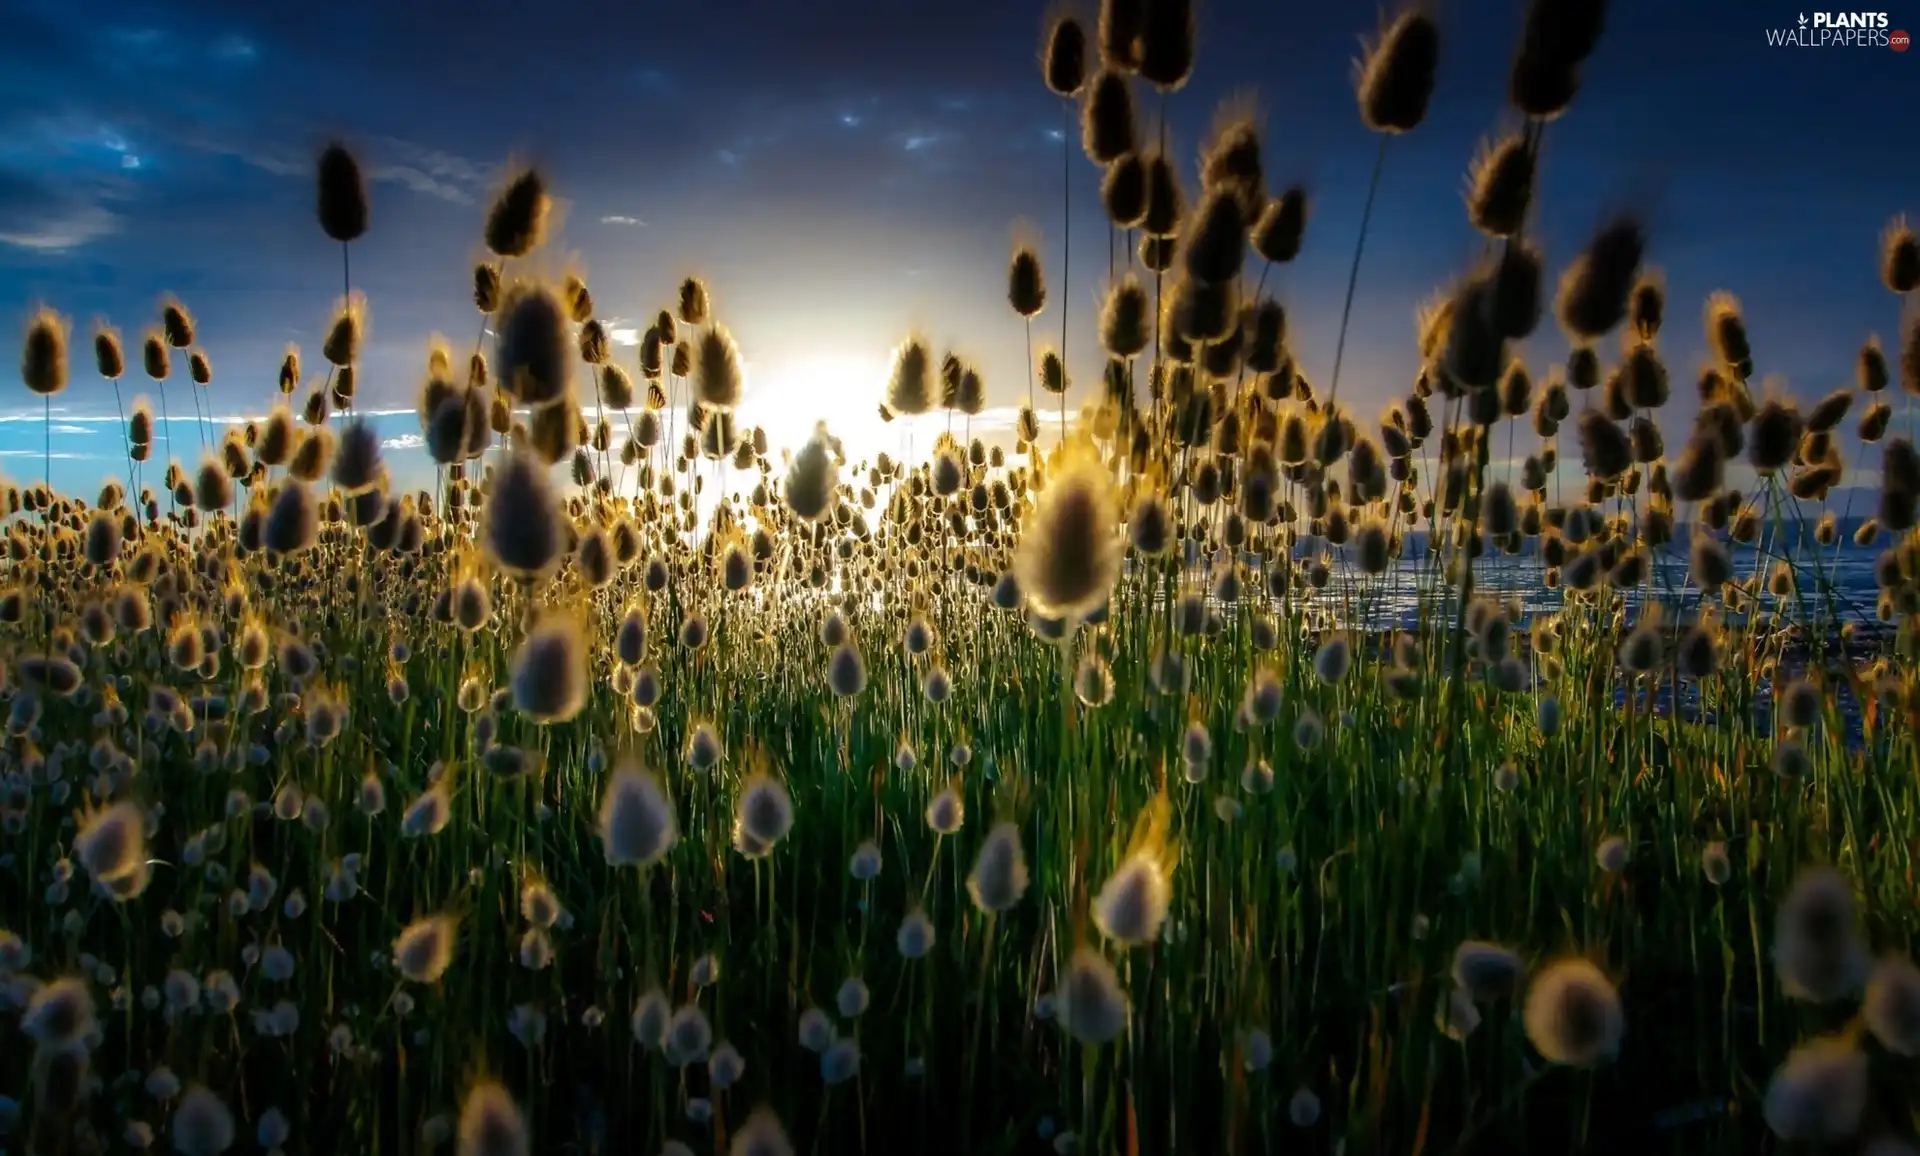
[0,406,418,424]
[0,197,117,250]
[601,214,646,227]
[180,131,486,205]
[381,433,425,450]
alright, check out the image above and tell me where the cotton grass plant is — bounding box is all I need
[3,0,1920,1152]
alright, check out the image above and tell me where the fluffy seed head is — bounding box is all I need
[1522,958,1622,1067]
[1043,16,1088,96]
[1764,1036,1868,1143]
[1093,795,1177,945]
[1101,152,1147,227]
[1081,69,1136,164]
[93,323,125,379]
[1137,0,1194,90]
[1252,187,1308,264]
[316,141,369,243]
[1009,243,1047,317]
[729,1107,793,1156]
[733,770,794,858]
[827,641,867,697]
[1357,9,1441,133]
[495,281,572,407]
[394,914,458,983]
[23,976,95,1046]
[1182,185,1248,287]
[1883,215,1919,295]
[1452,940,1524,1002]
[1775,866,1868,1003]
[261,483,319,553]
[1465,133,1533,238]
[1749,398,1803,474]
[22,306,70,397]
[1014,439,1123,620]
[1704,292,1753,377]
[510,613,588,723]
[1865,955,1920,1056]
[485,167,551,258]
[601,760,677,866]
[457,1081,528,1156]
[886,336,934,415]
[692,324,744,410]
[171,1085,235,1156]
[483,451,564,577]
[1556,216,1646,341]
[1057,946,1129,1044]
[896,908,935,958]
[968,820,1030,912]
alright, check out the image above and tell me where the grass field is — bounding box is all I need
[6,1,1920,1153]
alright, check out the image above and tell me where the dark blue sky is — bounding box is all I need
[2,0,1914,487]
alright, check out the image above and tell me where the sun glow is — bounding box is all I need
[733,352,1013,469]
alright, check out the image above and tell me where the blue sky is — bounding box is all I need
[2,0,1915,496]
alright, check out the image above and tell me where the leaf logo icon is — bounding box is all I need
[1798,12,1809,24]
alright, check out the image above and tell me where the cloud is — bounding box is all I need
[601,214,646,226]
[0,169,120,251]
[381,433,425,450]
[154,123,488,207]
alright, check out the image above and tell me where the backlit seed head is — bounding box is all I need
[316,141,369,243]
[485,167,550,259]
[1016,439,1122,620]
[1452,940,1523,1002]
[495,281,572,407]
[1775,866,1868,1004]
[1764,1036,1867,1143]
[510,613,587,724]
[393,914,458,983]
[1312,635,1351,684]
[1009,243,1047,318]
[692,324,744,411]
[733,770,793,858]
[1701,841,1732,885]
[686,722,723,771]
[1882,215,1919,295]
[827,641,867,696]
[784,425,840,521]
[1864,955,1920,1056]
[598,761,677,867]
[896,909,935,959]
[1523,958,1622,1067]
[21,306,69,396]
[967,820,1029,912]
[1056,946,1128,1044]
[1556,216,1645,341]
[850,840,883,880]
[885,336,934,416]
[1357,9,1441,134]
[729,1107,794,1156]
[76,800,145,884]
[483,451,563,577]
[23,976,95,1047]
[457,1080,528,1156]
[1093,795,1178,945]
[926,784,964,834]
[170,1085,235,1156]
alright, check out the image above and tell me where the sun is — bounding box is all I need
[734,352,955,468]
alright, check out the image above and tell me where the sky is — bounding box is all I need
[1,0,1915,499]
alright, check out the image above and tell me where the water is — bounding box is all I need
[1223,517,1891,634]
